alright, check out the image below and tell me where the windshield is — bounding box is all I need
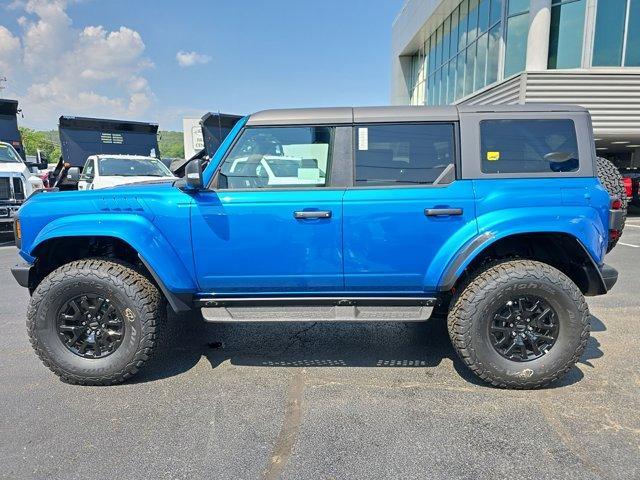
[97,157,173,177]
[0,143,23,164]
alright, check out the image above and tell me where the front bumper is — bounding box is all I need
[11,260,32,288]
[600,264,618,292]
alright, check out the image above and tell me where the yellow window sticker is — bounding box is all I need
[486,151,500,161]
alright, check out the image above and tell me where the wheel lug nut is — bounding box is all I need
[527,326,532,331]
[509,323,514,327]
[512,332,517,337]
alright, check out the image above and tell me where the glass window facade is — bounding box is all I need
[548,0,586,69]
[412,0,502,106]
[407,0,635,106]
[592,0,640,67]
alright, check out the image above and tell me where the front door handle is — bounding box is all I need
[425,208,463,216]
[294,210,332,219]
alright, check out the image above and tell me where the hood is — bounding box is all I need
[0,162,29,175]
[98,176,176,188]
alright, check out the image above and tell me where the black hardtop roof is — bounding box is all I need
[0,99,19,116]
[246,104,588,126]
[59,116,159,134]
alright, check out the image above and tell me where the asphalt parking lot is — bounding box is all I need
[1,218,639,480]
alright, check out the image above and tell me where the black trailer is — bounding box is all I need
[50,116,161,190]
[172,112,242,177]
[0,99,26,160]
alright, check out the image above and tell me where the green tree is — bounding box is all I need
[19,127,61,164]
[157,131,185,158]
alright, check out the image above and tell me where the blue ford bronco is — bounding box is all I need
[11,104,622,389]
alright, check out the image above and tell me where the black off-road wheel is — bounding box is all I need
[596,156,627,252]
[27,259,166,385]
[447,260,590,389]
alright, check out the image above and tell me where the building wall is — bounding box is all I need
[393,0,640,108]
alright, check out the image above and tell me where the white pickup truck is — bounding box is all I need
[76,154,176,190]
[0,142,45,231]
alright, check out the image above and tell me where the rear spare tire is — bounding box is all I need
[27,259,166,385]
[596,156,627,252]
[447,260,590,389]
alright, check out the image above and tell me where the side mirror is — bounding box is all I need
[36,149,49,169]
[184,159,204,190]
[66,167,80,182]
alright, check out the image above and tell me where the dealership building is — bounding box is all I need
[392,0,640,169]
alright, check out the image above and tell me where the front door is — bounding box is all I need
[191,125,345,294]
[342,122,477,294]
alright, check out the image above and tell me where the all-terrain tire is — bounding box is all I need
[447,260,590,389]
[596,156,627,252]
[27,259,166,385]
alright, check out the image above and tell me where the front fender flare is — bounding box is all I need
[30,213,198,302]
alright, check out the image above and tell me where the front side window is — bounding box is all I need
[354,123,455,186]
[480,119,579,174]
[217,126,332,189]
[82,159,95,179]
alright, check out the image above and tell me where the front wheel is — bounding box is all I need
[447,260,590,389]
[27,259,166,385]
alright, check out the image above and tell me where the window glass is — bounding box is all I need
[218,127,332,189]
[468,0,480,42]
[548,0,586,69]
[0,144,22,163]
[442,16,451,63]
[592,0,626,66]
[456,52,466,99]
[459,0,469,49]
[435,26,443,68]
[82,159,95,179]
[355,124,455,186]
[475,33,488,90]
[480,119,579,174]
[504,13,528,77]
[478,0,490,32]
[625,0,640,66]
[450,7,460,57]
[98,157,172,177]
[447,60,457,103]
[490,0,503,26]
[486,24,501,84]
[465,46,476,96]
[508,0,528,15]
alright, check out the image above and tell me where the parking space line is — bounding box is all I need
[626,224,640,228]
[619,242,640,248]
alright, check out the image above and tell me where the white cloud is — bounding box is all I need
[0,0,155,129]
[0,26,21,74]
[176,50,211,67]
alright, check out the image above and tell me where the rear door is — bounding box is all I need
[342,122,477,294]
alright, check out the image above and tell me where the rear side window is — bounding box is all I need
[354,123,455,186]
[480,119,579,174]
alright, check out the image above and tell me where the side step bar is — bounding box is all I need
[198,297,436,323]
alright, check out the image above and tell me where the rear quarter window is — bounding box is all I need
[480,119,579,174]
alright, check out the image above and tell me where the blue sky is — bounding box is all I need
[0,0,404,130]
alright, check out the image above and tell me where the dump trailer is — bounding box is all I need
[0,99,26,160]
[49,116,160,190]
[172,112,242,177]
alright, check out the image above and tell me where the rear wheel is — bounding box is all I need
[27,259,166,385]
[596,156,627,252]
[447,260,590,389]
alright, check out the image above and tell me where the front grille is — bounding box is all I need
[0,178,10,200]
[12,177,24,200]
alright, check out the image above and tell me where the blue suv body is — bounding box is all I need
[12,104,620,388]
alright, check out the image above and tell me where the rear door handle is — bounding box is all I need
[425,208,463,216]
[294,210,332,219]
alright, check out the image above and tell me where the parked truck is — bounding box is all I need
[12,104,623,389]
[49,116,161,190]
